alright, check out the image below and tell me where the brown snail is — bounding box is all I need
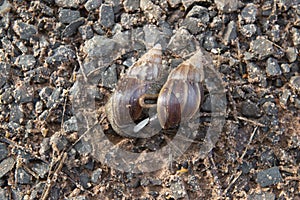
[106,45,207,136]
[157,51,204,129]
[105,44,163,137]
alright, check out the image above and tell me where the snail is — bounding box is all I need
[157,51,204,129]
[106,45,207,136]
[105,44,163,137]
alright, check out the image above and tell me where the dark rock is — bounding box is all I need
[15,168,32,184]
[50,132,68,153]
[39,138,50,156]
[80,173,91,188]
[9,103,24,123]
[106,0,122,14]
[290,75,300,92]
[250,36,274,60]
[240,100,261,118]
[241,3,258,23]
[46,45,76,65]
[286,47,298,63]
[167,0,181,8]
[92,22,105,35]
[268,24,281,42]
[201,95,212,112]
[247,62,266,84]
[260,149,277,166]
[0,62,10,88]
[291,27,300,46]
[215,0,238,13]
[63,116,78,133]
[123,0,140,12]
[84,0,102,11]
[0,143,8,162]
[120,13,139,29]
[74,140,92,155]
[167,28,198,57]
[203,34,219,51]
[187,6,209,23]
[223,20,237,45]
[101,64,117,88]
[32,162,49,178]
[256,166,282,187]
[13,84,34,103]
[99,4,115,29]
[262,101,278,116]
[58,9,80,24]
[240,24,257,37]
[0,157,15,178]
[55,0,79,8]
[13,21,37,41]
[39,87,53,103]
[46,87,62,108]
[78,24,94,40]
[62,17,85,37]
[266,57,281,77]
[1,88,14,104]
[15,54,36,71]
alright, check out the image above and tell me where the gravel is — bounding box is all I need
[0,1,299,199]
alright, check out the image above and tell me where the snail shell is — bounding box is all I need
[157,50,205,129]
[105,44,162,137]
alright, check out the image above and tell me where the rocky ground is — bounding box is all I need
[0,0,299,199]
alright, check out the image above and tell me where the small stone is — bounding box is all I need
[291,27,300,46]
[247,62,266,83]
[58,9,80,24]
[15,168,32,184]
[63,116,78,133]
[290,75,300,92]
[92,22,105,35]
[0,62,10,88]
[0,143,8,162]
[170,177,187,199]
[262,101,278,116]
[9,104,24,124]
[74,140,92,155]
[250,36,274,60]
[215,0,238,13]
[15,55,36,71]
[39,138,50,156]
[123,0,140,12]
[13,21,37,41]
[0,157,15,178]
[101,64,118,88]
[55,0,79,8]
[84,0,102,11]
[167,0,181,8]
[167,28,198,57]
[46,45,76,65]
[120,13,139,29]
[256,166,282,187]
[80,173,91,188]
[91,168,102,183]
[140,0,162,21]
[99,4,115,29]
[240,24,257,37]
[143,24,171,49]
[0,188,8,200]
[46,87,62,108]
[13,84,34,103]
[1,89,14,104]
[286,47,298,63]
[241,3,258,23]
[266,57,281,76]
[240,100,261,118]
[78,24,94,40]
[0,0,11,15]
[50,132,68,153]
[203,34,219,51]
[32,162,49,179]
[280,63,290,73]
[62,17,85,37]
[223,20,237,45]
[39,87,53,103]
[268,24,281,42]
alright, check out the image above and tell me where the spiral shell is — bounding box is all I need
[157,51,204,129]
[105,44,162,137]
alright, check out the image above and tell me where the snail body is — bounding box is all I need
[105,44,163,137]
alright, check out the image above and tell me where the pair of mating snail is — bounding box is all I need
[105,44,209,137]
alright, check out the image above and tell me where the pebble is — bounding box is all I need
[15,168,32,184]
[0,157,15,178]
[167,28,198,57]
[0,62,10,88]
[46,45,76,65]
[256,166,282,187]
[84,0,102,11]
[241,3,258,23]
[101,64,118,88]
[181,6,209,34]
[291,27,300,46]
[9,103,24,123]
[215,0,238,13]
[120,13,139,29]
[74,140,92,155]
[140,0,162,21]
[78,24,94,40]
[123,0,140,12]
[167,0,181,8]
[240,100,261,118]
[63,116,78,133]
[290,75,300,92]
[12,21,37,41]
[62,17,85,37]
[266,57,282,77]
[240,24,257,37]
[250,36,274,60]
[279,89,291,107]
[0,143,8,161]
[58,9,80,24]
[223,20,237,45]
[285,47,298,63]
[1,88,14,104]
[15,55,36,71]
[55,0,79,8]
[143,24,171,49]
[268,24,281,42]
[99,4,115,29]
[91,168,102,183]
[50,132,68,153]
